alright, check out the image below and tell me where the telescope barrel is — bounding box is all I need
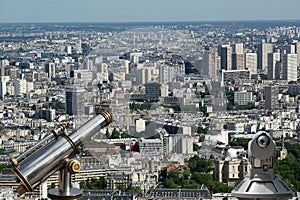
[12,124,66,165]
[12,110,112,195]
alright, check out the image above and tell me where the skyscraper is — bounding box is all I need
[231,43,245,70]
[265,86,279,110]
[267,52,281,80]
[282,53,297,82]
[159,61,185,84]
[245,53,257,75]
[203,49,217,80]
[281,44,296,54]
[258,43,273,73]
[0,76,9,98]
[145,82,161,102]
[14,77,27,95]
[296,42,300,67]
[219,45,232,70]
[65,87,86,116]
[45,62,56,79]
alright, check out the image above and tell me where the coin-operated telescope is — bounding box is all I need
[231,131,293,200]
[10,110,112,200]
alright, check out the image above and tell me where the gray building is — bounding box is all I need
[258,43,273,73]
[267,52,281,80]
[65,87,86,116]
[264,86,279,110]
[145,82,161,102]
[234,91,253,106]
[219,44,232,70]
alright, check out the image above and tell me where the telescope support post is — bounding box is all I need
[48,159,82,200]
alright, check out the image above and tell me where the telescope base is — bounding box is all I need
[48,188,83,200]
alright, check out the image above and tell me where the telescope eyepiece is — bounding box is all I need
[257,134,270,148]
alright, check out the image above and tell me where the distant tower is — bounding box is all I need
[245,52,258,75]
[66,45,72,55]
[203,49,217,80]
[264,86,279,110]
[281,44,296,54]
[65,87,86,116]
[267,52,281,80]
[136,68,146,85]
[219,45,232,70]
[231,43,245,70]
[0,76,9,98]
[45,62,56,79]
[145,82,161,102]
[282,53,297,82]
[296,42,300,67]
[77,39,83,54]
[258,43,273,73]
[14,76,27,95]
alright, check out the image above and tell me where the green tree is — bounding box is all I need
[197,126,208,134]
[188,155,214,173]
[111,128,120,139]
[80,177,107,190]
[164,178,179,188]
[127,186,142,193]
[0,163,11,172]
[275,142,300,191]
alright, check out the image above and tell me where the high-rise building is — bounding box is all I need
[219,45,232,70]
[0,76,9,98]
[282,54,297,82]
[45,62,56,79]
[14,78,27,95]
[159,61,185,84]
[232,44,245,70]
[66,45,72,55]
[258,43,273,73]
[264,86,279,110]
[232,43,244,54]
[281,44,296,54]
[145,82,161,102]
[65,87,86,116]
[39,108,56,122]
[203,49,217,80]
[160,84,169,97]
[163,134,193,157]
[245,53,257,75]
[267,52,281,80]
[296,42,300,67]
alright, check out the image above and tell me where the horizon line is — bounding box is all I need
[1,19,300,24]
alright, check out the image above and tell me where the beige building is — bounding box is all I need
[214,158,250,186]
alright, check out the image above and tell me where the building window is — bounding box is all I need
[231,166,235,173]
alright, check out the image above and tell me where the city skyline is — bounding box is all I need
[0,0,300,23]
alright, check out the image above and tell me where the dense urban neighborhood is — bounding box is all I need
[1,20,300,199]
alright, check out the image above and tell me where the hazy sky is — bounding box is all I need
[1,0,300,23]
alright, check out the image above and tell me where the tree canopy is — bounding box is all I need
[163,155,233,193]
[275,142,300,191]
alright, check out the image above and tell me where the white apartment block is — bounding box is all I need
[245,53,257,75]
[282,53,297,82]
